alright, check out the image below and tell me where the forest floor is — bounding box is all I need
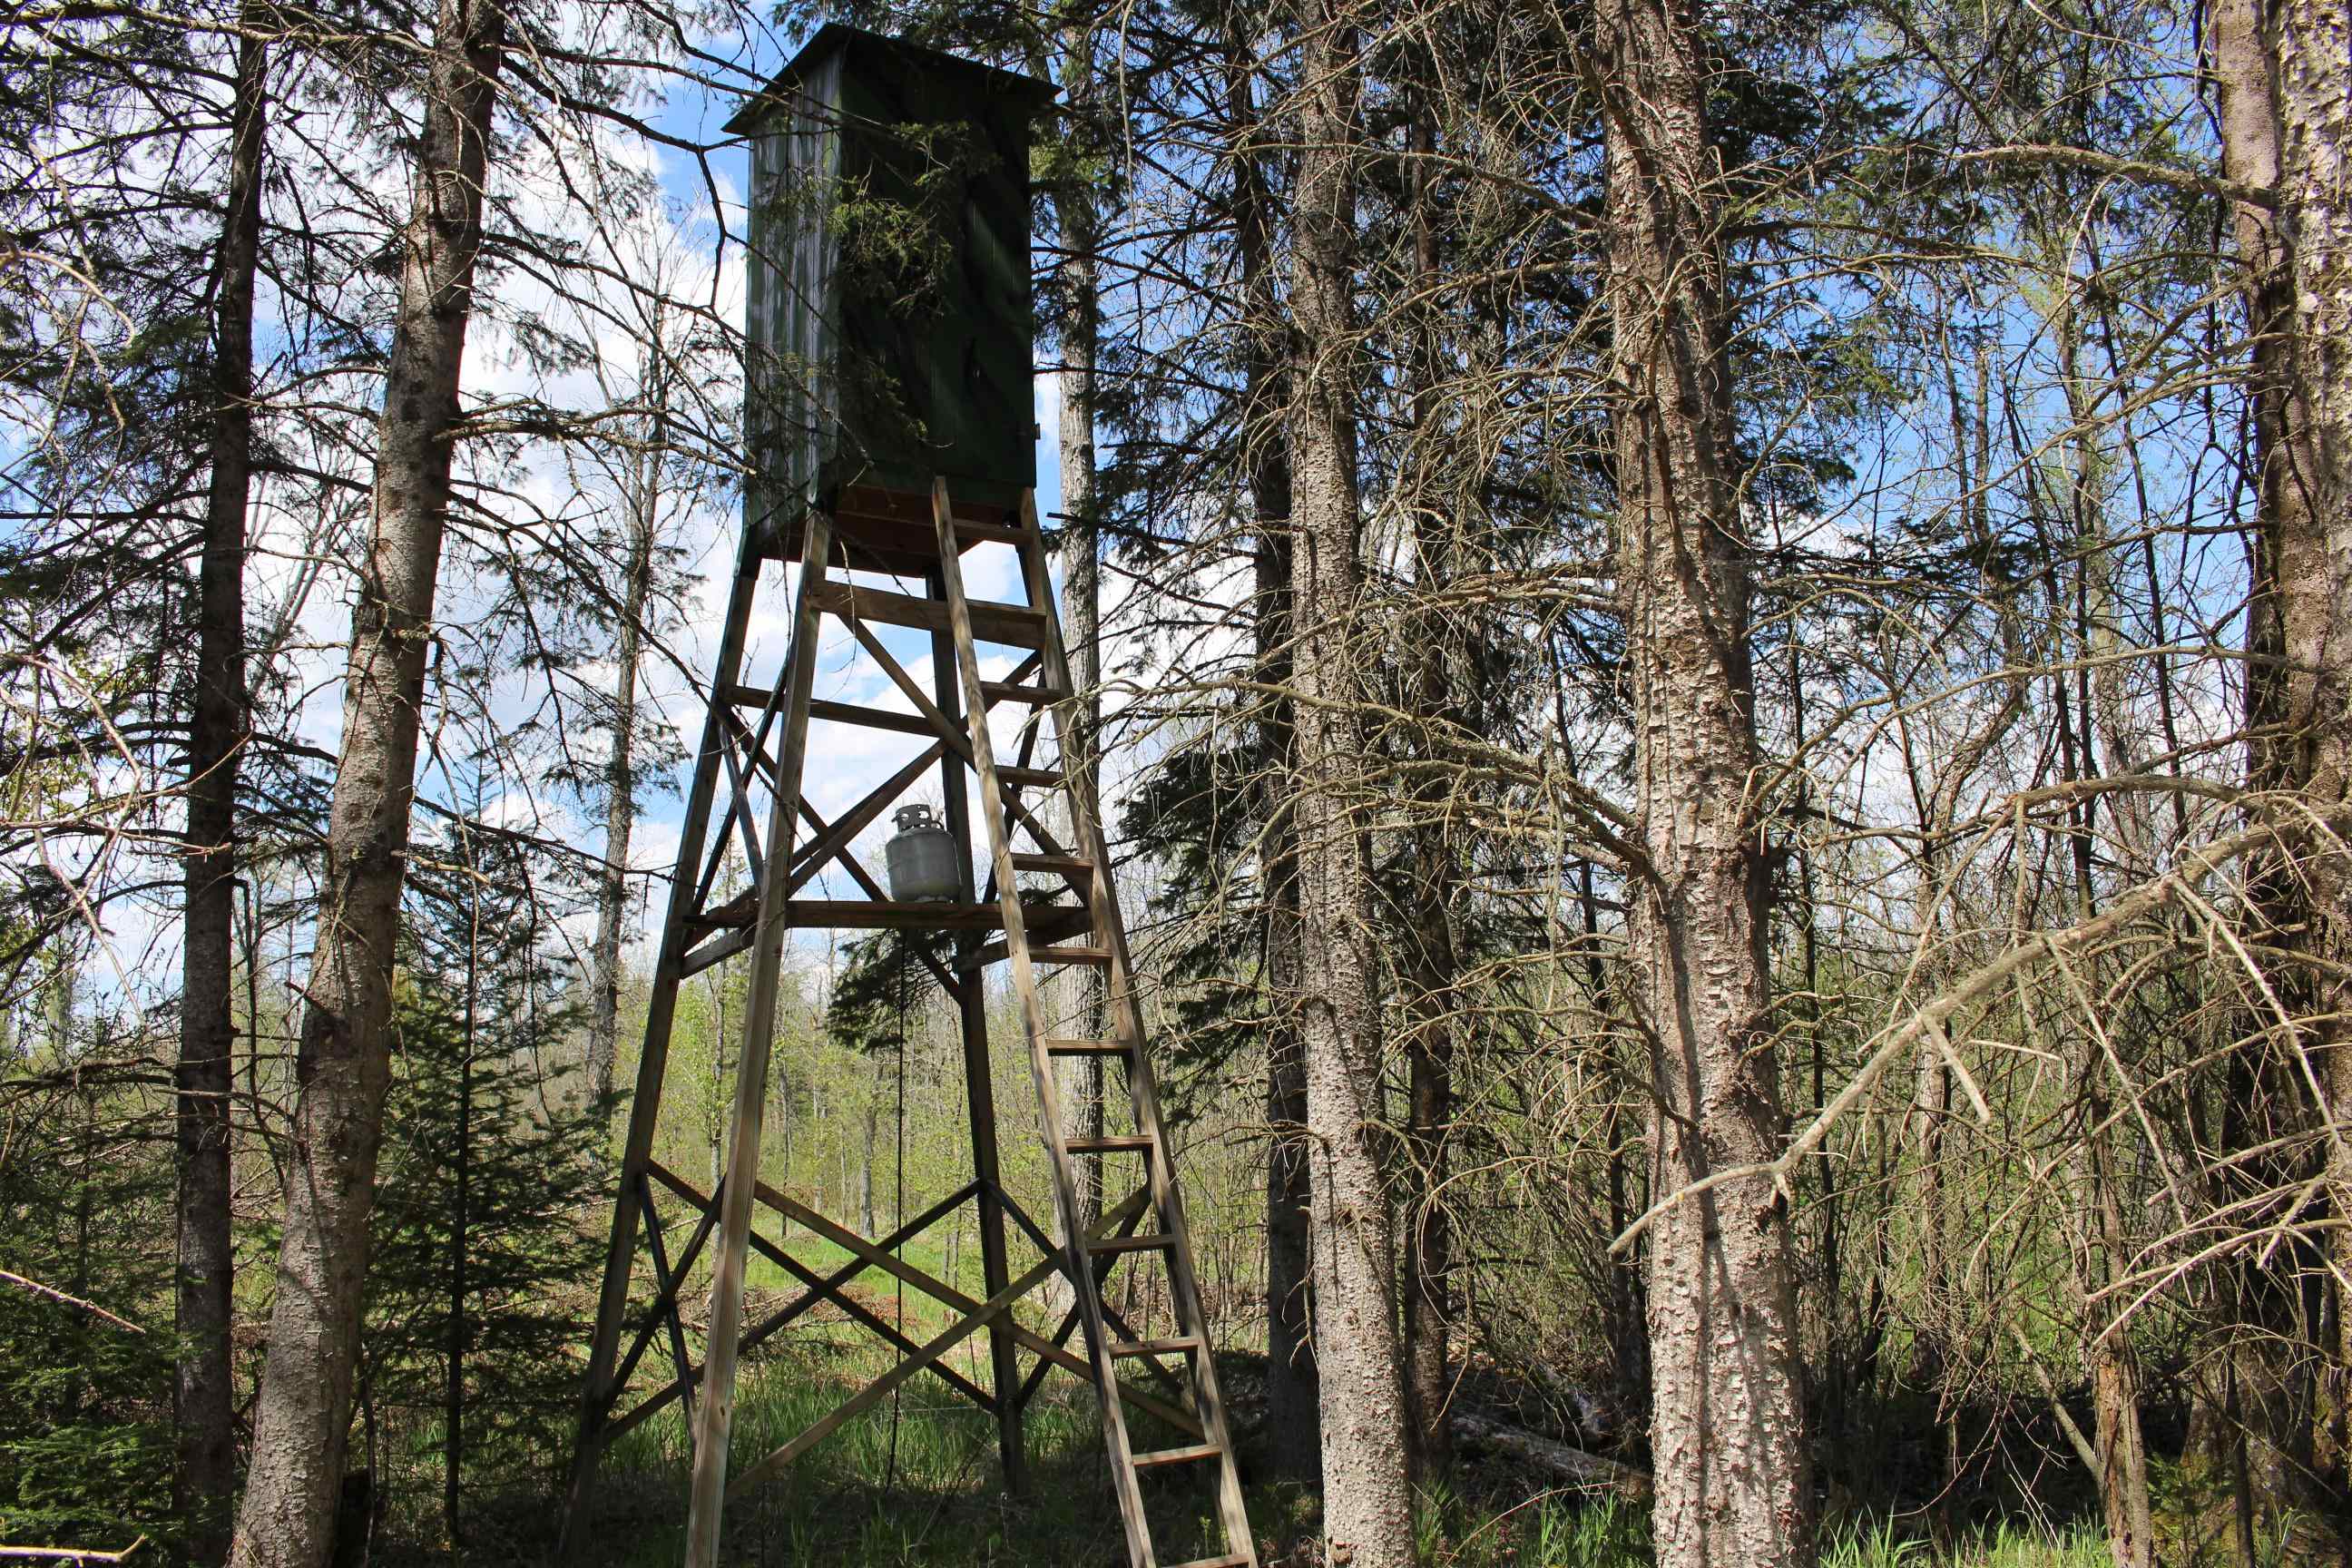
[373,1219,2131,1567]
[419,1338,2125,1568]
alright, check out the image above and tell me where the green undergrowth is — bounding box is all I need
[554,1339,2125,1568]
[582,1339,1230,1567]
[1410,1480,2107,1568]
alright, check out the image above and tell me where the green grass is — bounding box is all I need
[735,1225,995,1339]
[570,1360,2123,1568]
[583,1339,1230,1567]
[1416,1481,1651,1568]
[554,1342,2127,1568]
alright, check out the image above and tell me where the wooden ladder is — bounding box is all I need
[931,479,1258,1568]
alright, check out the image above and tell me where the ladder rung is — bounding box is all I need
[953,916,1096,975]
[1131,1443,1223,1469]
[1044,1037,1129,1056]
[982,681,1067,706]
[1013,852,1093,877]
[1034,945,1112,966]
[996,765,1064,790]
[1166,1557,1250,1568]
[1111,1335,1201,1357]
[1066,1134,1155,1154]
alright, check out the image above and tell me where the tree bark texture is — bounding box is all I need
[1288,6,1412,1561]
[2210,0,2352,1542]
[229,5,505,1564]
[1596,0,1812,1562]
[2058,950,2156,1566]
[2268,0,2352,1497]
[1227,25,1318,1482]
[178,21,266,1568]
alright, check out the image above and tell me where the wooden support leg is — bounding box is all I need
[682,512,836,1568]
[933,564,1028,1492]
[561,544,764,1563]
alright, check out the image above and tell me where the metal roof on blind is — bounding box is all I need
[724,24,1054,136]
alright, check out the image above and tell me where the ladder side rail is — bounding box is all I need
[1013,493,1259,1565]
[931,479,1159,1568]
[562,539,766,1558]
[681,509,838,1568]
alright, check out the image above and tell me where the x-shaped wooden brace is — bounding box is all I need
[729,1184,1202,1494]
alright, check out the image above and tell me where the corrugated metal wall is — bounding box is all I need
[741,30,1043,524]
[744,50,842,547]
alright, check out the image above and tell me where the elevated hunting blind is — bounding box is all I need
[566,30,1261,1568]
[731,24,1052,569]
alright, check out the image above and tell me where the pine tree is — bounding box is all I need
[1287,4,1414,1559]
[358,822,605,1552]
[0,1014,176,1555]
[230,0,514,1553]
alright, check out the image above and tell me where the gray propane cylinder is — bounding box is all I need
[884,804,960,902]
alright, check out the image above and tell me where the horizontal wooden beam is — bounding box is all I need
[954,916,1100,974]
[815,582,1044,649]
[979,680,1066,707]
[783,899,1089,934]
[720,681,779,711]
[746,486,1018,566]
[806,698,934,738]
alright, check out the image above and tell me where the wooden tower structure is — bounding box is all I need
[560,28,1257,1568]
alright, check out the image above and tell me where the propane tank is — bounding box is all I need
[885,804,959,902]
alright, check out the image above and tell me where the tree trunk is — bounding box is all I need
[2079,1142,2156,1568]
[1595,0,1811,1561]
[1398,101,1456,1481]
[2210,0,2351,1545]
[1055,25,1107,1238]
[2269,0,2352,1510]
[2049,305,2158,1568]
[862,1058,881,1239]
[1226,25,1318,1482]
[65,1075,98,1426]
[1288,7,1412,1562]
[178,20,266,1567]
[586,396,659,1114]
[229,5,505,1564]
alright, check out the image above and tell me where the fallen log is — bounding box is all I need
[1448,1410,1651,1499]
